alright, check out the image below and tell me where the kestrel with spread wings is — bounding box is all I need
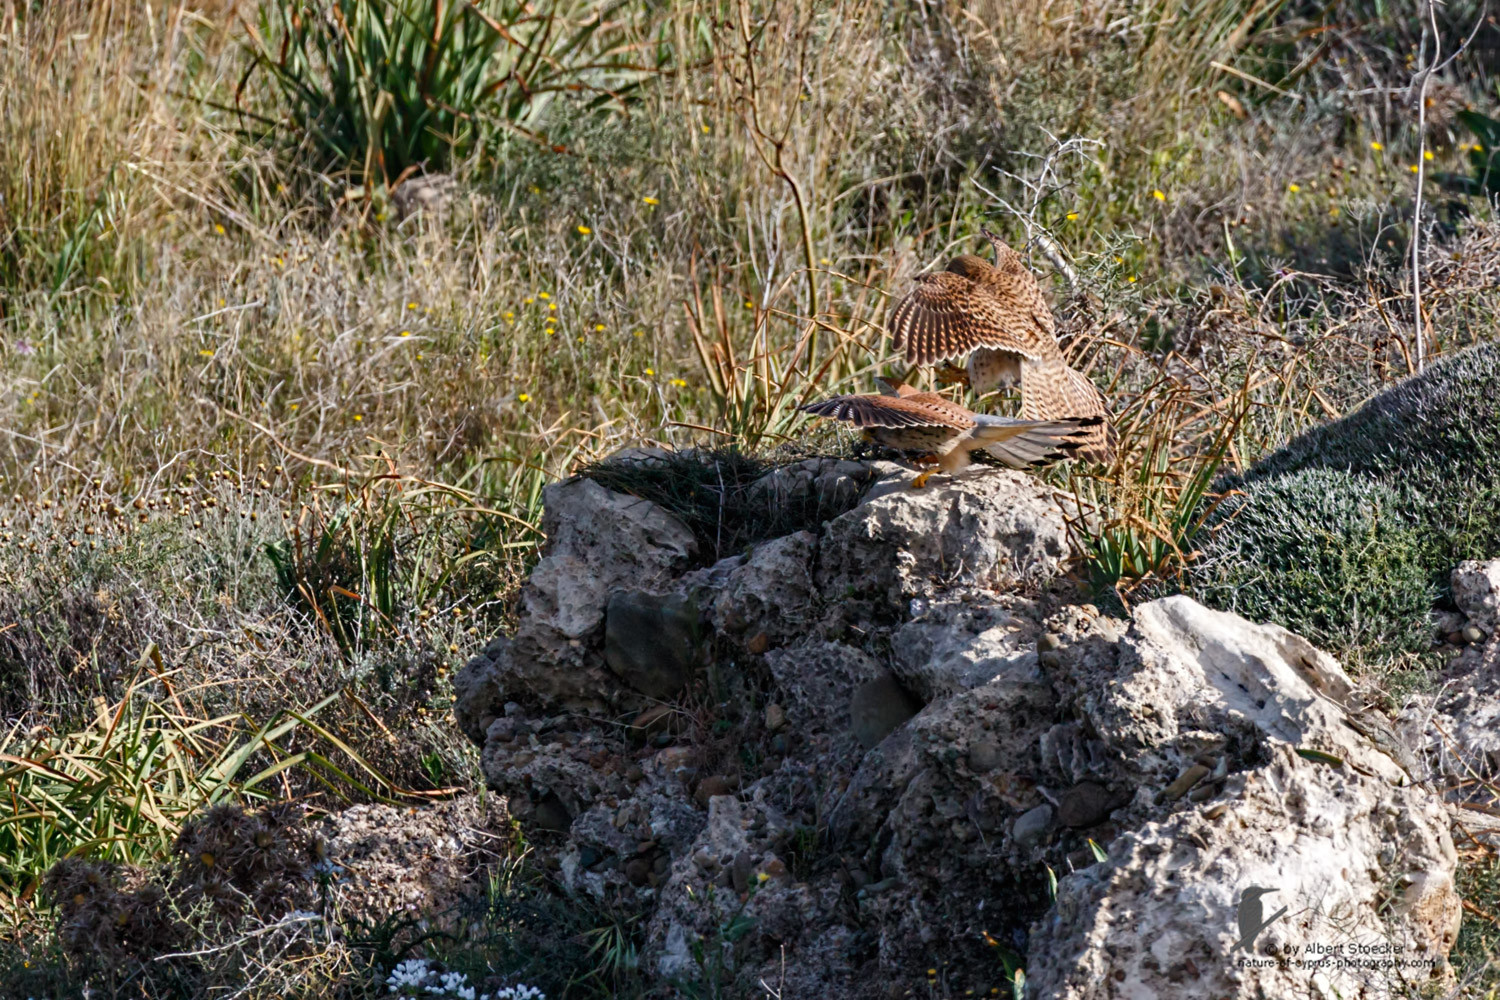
[888,229,1113,462]
[800,379,1101,488]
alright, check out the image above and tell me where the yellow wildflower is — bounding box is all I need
[1152,189,1166,202]
[645,367,655,376]
[539,292,550,300]
[577,224,592,235]
[1066,212,1079,220]
[217,298,226,307]
[1410,164,1421,173]
[407,302,418,310]
[518,393,531,403]
[199,349,214,357]
[670,378,687,387]
[1370,141,1383,151]
[633,330,645,338]
[214,224,225,236]
[549,303,557,311]
[1287,183,1301,193]
[644,196,659,206]
[353,414,363,421]
[1423,149,1434,161]
[400,330,411,337]
[595,323,606,332]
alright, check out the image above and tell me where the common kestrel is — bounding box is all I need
[889,229,1113,462]
[800,379,1101,487]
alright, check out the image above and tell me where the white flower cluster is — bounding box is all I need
[384,959,545,1000]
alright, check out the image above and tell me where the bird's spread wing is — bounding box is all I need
[801,392,972,430]
[890,270,1061,366]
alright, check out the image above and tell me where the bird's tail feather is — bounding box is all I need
[968,414,1102,468]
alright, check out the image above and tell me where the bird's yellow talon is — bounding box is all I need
[910,470,934,489]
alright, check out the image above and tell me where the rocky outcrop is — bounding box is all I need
[450,453,1464,1000]
[1453,558,1500,636]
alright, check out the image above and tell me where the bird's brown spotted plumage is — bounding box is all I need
[799,381,1098,477]
[889,231,1115,462]
[889,248,1063,368]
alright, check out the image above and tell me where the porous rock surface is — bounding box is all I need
[450,453,1463,999]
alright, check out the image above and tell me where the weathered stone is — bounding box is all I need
[763,642,886,737]
[816,470,1072,616]
[1026,749,1460,1000]
[604,590,702,699]
[1453,558,1500,630]
[849,672,921,749]
[452,476,697,728]
[1056,782,1118,828]
[712,531,820,646]
[1013,804,1054,847]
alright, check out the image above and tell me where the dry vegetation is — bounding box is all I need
[1,0,1499,995]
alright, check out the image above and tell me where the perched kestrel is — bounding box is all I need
[889,229,1113,462]
[800,380,1101,487]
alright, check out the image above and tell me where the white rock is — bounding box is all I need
[1452,558,1500,631]
[816,469,1071,612]
[1027,748,1460,1000]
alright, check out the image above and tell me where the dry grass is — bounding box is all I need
[2,0,1499,995]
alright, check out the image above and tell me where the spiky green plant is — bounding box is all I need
[244,0,662,184]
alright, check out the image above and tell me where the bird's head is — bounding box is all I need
[980,227,1023,270]
[874,376,919,397]
[1241,887,1278,902]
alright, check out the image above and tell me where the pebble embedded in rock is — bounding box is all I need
[625,857,651,886]
[967,738,1004,773]
[1012,804,1054,847]
[731,851,754,894]
[532,795,572,833]
[1462,624,1485,644]
[747,631,771,654]
[1161,764,1210,802]
[850,671,922,749]
[603,590,702,700]
[1057,781,1118,828]
[694,775,734,807]
[764,702,787,732]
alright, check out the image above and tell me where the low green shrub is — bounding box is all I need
[1231,342,1500,586]
[1183,343,1500,660]
[1184,468,1433,655]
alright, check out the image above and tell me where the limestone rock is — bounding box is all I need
[1054,595,1405,790]
[849,672,922,749]
[319,795,511,928]
[1026,748,1460,1000]
[890,597,1045,700]
[762,642,886,738]
[452,477,697,732]
[712,531,820,647]
[815,469,1072,619]
[1452,558,1500,631]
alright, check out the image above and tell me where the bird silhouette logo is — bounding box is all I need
[1233,886,1288,952]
